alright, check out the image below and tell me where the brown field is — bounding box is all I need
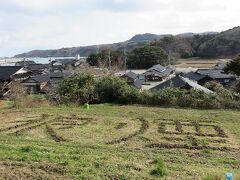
[175,58,231,68]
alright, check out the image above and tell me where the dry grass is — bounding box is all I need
[0,105,239,179]
[175,58,230,68]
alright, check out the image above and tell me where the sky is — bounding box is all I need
[0,0,240,57]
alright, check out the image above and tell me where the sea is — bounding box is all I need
[0,57,76,66]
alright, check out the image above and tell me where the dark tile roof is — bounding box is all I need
[148,64,165,72]
[133,79,145,89]
[184,71,209,82]
[26,64,48,72]
[144,65,175,77]
[25,72,72,83]
[197,69,236,79]
[152,75,186,90]
[124,71,138,80]
[151,75,213,94]
[0,66,22,81]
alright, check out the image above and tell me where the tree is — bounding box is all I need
[87,50,125,69]
[127,45,168,69]
[86,53,100,66]
[224,54,240,76]
[58,73,95,104]
[95,76,139,104]
[86,50,108,67]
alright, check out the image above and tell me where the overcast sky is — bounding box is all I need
[0,0,240,57]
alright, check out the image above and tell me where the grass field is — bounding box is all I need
[0,104,240,179]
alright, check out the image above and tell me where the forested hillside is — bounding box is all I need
[14,27,240,59]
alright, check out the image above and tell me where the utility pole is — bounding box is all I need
[123,48,127,69]
[108,50,111,70]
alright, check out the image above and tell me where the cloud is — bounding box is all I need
[0,0,240,56]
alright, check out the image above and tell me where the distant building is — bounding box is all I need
[15,60,36,67]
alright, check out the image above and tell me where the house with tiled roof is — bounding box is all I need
[151,75,213,94]
[196,69,236,86]
[183,71,213,85]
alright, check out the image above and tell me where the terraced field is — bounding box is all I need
[0,104,239,179]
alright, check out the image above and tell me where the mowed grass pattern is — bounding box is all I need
[0,104,240,179]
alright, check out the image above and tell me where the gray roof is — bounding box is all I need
[197,69,236,79]
[133,79,145,89]
[144,64,175,77]
[26,64,48,73]
[151,75,213,94]
[124,71,138,80]
[25,72,72,83]
[148,64,165,72]
[184,71,210,82]
[0,66,22,81]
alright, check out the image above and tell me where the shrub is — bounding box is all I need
[57,74,240,109]
[150,158,168,177]
[95,76,139,104]
[58,73,95,104]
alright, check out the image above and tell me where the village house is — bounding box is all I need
[0,66,22,83]
[143,64,175,82]
[120,64,176,89]
[196,69,237,87]
[22,72,72,94]
[151,75,213,94]
[183,71,213,86]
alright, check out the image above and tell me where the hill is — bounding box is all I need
[14,33,169,58]
[197,26,240,58]
[14,27,240,59]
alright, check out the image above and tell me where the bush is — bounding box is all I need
[150,158,168,177]
[57,74,240,109]
[58,73,95,104]
[95,76,139,104]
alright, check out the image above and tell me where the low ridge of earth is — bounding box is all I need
[0,104,239,179]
